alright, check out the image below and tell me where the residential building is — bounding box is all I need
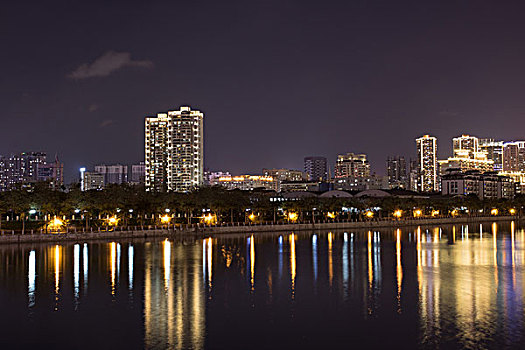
[416,135,439,192]
[304,156,328,181]
[145,106,204,192]
[95,164,128,185]
[386,156,408,189]
[0,152,62,191]
[130,162,146,184]
[441,169,514,199]
[479,139,504,171]
[439,134,494,174]
[502,141,525,172]
[204,171,231,186]
[335,153,370,178]
[210,175,278,191]
[80,168,105,191]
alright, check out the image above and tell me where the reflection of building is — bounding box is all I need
[145,106,204,192]
[304,156,328,181]
[441,169,514,199]
[211,175,278,191]
[416,135,438,192]
[386,156,408,189]
[144,241,205,349]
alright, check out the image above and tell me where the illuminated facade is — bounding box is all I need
[94,164,128,184]
[479,139,504,171]
[210,175,278,191]
[0,152,63,191]
[335,153,370,178]
[439,135,494,174]
[441,169,514,199]
[502,141,525,172]
[416,135,439,192]
[145,106,204,192]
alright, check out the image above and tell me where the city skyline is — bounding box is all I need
[4,1,525,182]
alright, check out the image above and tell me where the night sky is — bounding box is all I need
[3,1,525,182]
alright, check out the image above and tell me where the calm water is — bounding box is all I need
[1,221,525,349]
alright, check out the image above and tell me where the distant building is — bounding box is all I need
[502,141,525,172]
[204,171,231,186]
[441,169,514,199]
[262,168,306,191]
[334,174,386,191]
[479,139,504,171]
[408,158,419,192]
[335,153,370,178]
[145,106,204,192]
[386,156,408,189]
[130,162,146,185]
[304,156,328,181]
[94,164,128,185]
[416,135,439,192]
[80,168,105,191]
[0,152,63,191]
[439,134,494,175]
[210,175,278,191]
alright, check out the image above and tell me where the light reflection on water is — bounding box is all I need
[2,221,525,348]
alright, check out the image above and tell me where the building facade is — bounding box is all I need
[145,106,204,192]
[416,135,439,192]
[94,164,128,185]
[439,134,494,175]
[441,169,514,199]
[335,153,370,178]
[0,152,63,191]
[479,139,504,171]
[502,141,525,172]
[210,175,278,191]
[304,156,328,181]
[386,156,408,189]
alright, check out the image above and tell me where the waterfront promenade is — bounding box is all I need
[0,215,519,245]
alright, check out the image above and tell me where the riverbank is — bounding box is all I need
[0,215,520,245]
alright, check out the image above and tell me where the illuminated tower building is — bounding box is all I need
[416,135,438,192]
[304,156,328,181]
[386,156,408,189]
[334,153,370,178]
[479,139,504,172]
[439,134,493,174]
[145,106,204,192]
[502,141,525,172]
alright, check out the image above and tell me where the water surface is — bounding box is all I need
[1,221,524,349]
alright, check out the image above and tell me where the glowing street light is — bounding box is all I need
[248,213,257,222]
[490,208,498,216]
[450,209,459,217]
[393,210,403,219]
[326,212,336,219]
[413,209,422,218]
[365,211,374,218]
[287,212,298,223]
[431,210,440,217]
[47,217,65,233]
[106,216,119,226]
[201,213,217,225]
[160,214,171,224]
[509,208,517,215]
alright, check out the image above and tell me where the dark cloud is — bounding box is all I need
[67,51,153,80]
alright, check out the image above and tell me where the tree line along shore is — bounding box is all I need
[0,182,523,232]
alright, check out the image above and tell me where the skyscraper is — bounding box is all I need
[145,106,204,192]
[304,156,328,181]
[94,164,128,185]
[386,156,407,189]
[416,135,438,192]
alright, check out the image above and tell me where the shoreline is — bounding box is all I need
[0,215,519,245]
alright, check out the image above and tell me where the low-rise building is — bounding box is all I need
[211,175,278,191]
[441,169,514,199]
